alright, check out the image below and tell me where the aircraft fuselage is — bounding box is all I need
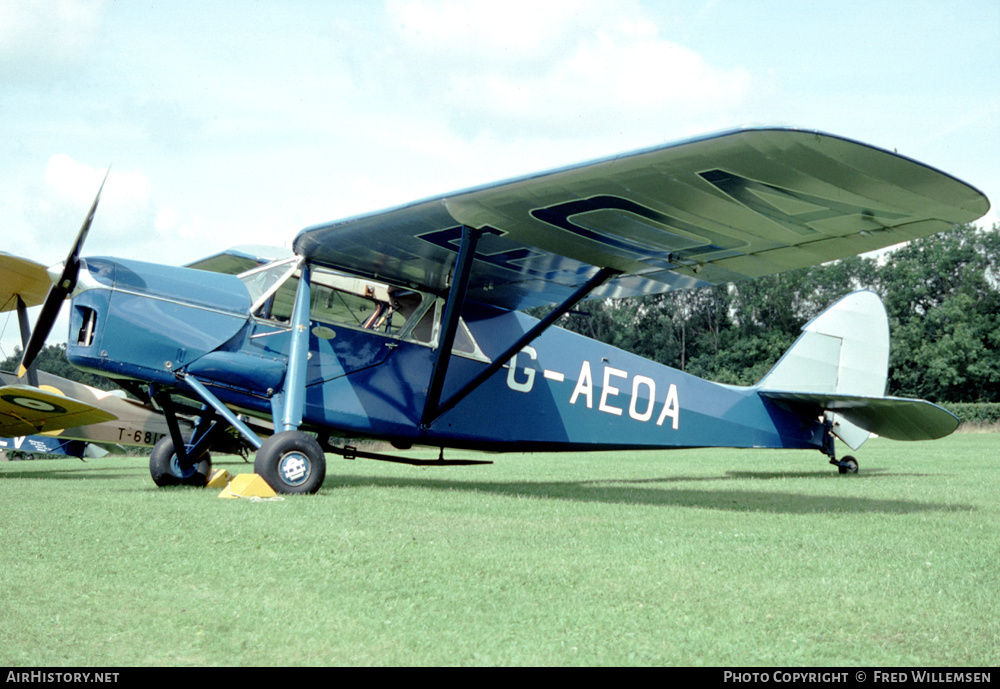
[65,256,826,454]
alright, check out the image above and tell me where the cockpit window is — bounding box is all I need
[247,259,488,361]
[309,279,403,334]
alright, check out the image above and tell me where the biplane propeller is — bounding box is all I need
[12,127,990,493]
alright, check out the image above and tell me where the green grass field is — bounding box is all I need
[1,433,997,667]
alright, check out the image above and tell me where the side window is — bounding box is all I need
[245,263,486,361]
[402,298,438,345]
[396,297,489,361]
[309,278,403,335]
[310,283,380,329]
[265,276,297,322]
[454,318,489,361]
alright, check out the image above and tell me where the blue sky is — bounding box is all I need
[1,0,997,357]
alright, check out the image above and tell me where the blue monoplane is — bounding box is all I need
[13,128,991,493]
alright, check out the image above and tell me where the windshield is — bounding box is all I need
[238,256,302,313]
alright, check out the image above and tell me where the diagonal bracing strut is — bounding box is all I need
[424,264,620,427]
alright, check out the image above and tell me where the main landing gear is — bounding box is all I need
[149,436,212,487]
[254,431,327,495]
[149,429,328,494]
[146,374,330,494]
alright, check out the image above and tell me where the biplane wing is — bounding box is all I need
[0,371,194,455]
[294,127,989,310]
[0,252,51,311]
[0,384,117,437]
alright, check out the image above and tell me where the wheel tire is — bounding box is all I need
[838,455,859,475]
[254,431,326,495]
[149,436,212,487]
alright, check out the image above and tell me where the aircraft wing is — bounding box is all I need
[0,385,118,437]
[187,245,294,275]
[294,127,990,310]
[0,252,50,311]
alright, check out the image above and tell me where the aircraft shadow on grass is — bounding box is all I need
[1,457,962,513]
[322,473,972,515]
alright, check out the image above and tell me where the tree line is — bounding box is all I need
[551,223,1000,404]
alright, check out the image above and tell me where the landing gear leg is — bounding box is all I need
[147,389,243,488]
[252,265,326,495]
[821,417,859,475]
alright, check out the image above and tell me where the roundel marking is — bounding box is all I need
[1,394,68,415]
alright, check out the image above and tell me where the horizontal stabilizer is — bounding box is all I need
[760,391,959,441]
[0,385,118,437]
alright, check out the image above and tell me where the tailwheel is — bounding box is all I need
[254,431,326,494]
[149,436,212,487]
[836,455,859,475]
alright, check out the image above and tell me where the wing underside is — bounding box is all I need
[294,127,990,310]
[0,385,117,437]
[1,252,51,312]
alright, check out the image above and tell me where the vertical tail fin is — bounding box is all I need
[756,290,958,447]
[757,290,889,449]
[757,290,889,396]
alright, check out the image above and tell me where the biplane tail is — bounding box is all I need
[756,290,959,449]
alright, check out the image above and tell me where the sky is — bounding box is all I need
[1,0,998,358]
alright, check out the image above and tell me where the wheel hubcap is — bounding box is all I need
[169,454,197,479]
[278,451,311,486]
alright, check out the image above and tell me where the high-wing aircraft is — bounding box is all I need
[1,253,196,459]
[15,128,991,493]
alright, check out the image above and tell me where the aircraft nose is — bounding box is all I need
[46,259,104,298]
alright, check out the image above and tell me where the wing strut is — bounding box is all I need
[426,265,620,427]
[273,263,312,432]
[15,296,39,387]
[420,225,492,429]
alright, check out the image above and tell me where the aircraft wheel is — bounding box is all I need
[838,456,859,475]
[149,436,212,487]
[254,431,326,494]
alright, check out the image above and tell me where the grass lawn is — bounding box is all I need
[1,433,997,666]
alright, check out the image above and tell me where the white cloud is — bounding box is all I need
[44,154,108,207]
[0,0,104,84]
[39,155,156,254]
[371,0,754,140]
[44,155,150,218]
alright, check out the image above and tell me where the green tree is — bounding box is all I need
[554,223,999,402]
[876,224,1000,401]
[1,344,119,391]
